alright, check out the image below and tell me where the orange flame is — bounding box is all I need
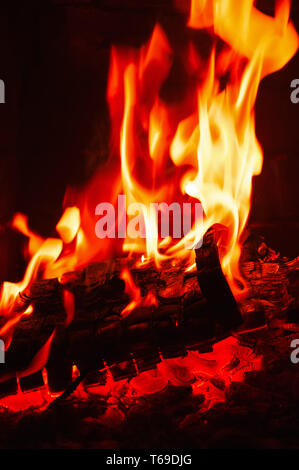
[0,207,82,328]
[0,0,297,332]
[105,0,298,291]
[0,238,63,317]
[188,0,298,77]
[56,207,81,245]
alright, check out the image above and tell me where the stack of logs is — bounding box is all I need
[0,226,298,400]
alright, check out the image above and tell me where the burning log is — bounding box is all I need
[0,226,249,399]
[195,226,243,331]
[6,230,299,401]
[0,251,237,397]
[3,230,298,401]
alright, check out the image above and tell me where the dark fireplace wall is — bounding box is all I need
[0,0,298,281]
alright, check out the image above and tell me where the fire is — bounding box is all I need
[103,0,298,288]
[56,207,81,245]
[0,0,297,391]
[0,208,83,315]
[188,0,298,77]
[120,268,142,316]
[0,237,63,317]
[0,334,262,412]
[120,268,157,317]
[61,0,297,293]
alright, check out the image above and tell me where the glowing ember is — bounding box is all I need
[0,336,261,413]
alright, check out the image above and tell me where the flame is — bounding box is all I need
[12,214,43,256]
[0,238,63,317]
[18,331,55,379]
[0,208,81,328]
[56,207,81,244]
[0,0,297,363]
[188,0,298,77]
[120,268,142,316]
[38,0,296,296]
[104,0,298,290]
[120,268,157,317]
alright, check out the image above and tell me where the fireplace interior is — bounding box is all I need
[0,0,299,450]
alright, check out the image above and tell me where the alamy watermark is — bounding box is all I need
[0,340,5,364]
[290,339,299,364]
[94,194,203,249]
[290,79,299,104]
[0,80,5,104]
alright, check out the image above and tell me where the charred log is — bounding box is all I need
[195,226,243,331]
[0,274,218,397]
[2,232,296,400]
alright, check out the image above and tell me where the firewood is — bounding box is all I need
[0,285,217,395]
[0,228,243,397]
[195,226,243,331]
[2,231,297,399]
